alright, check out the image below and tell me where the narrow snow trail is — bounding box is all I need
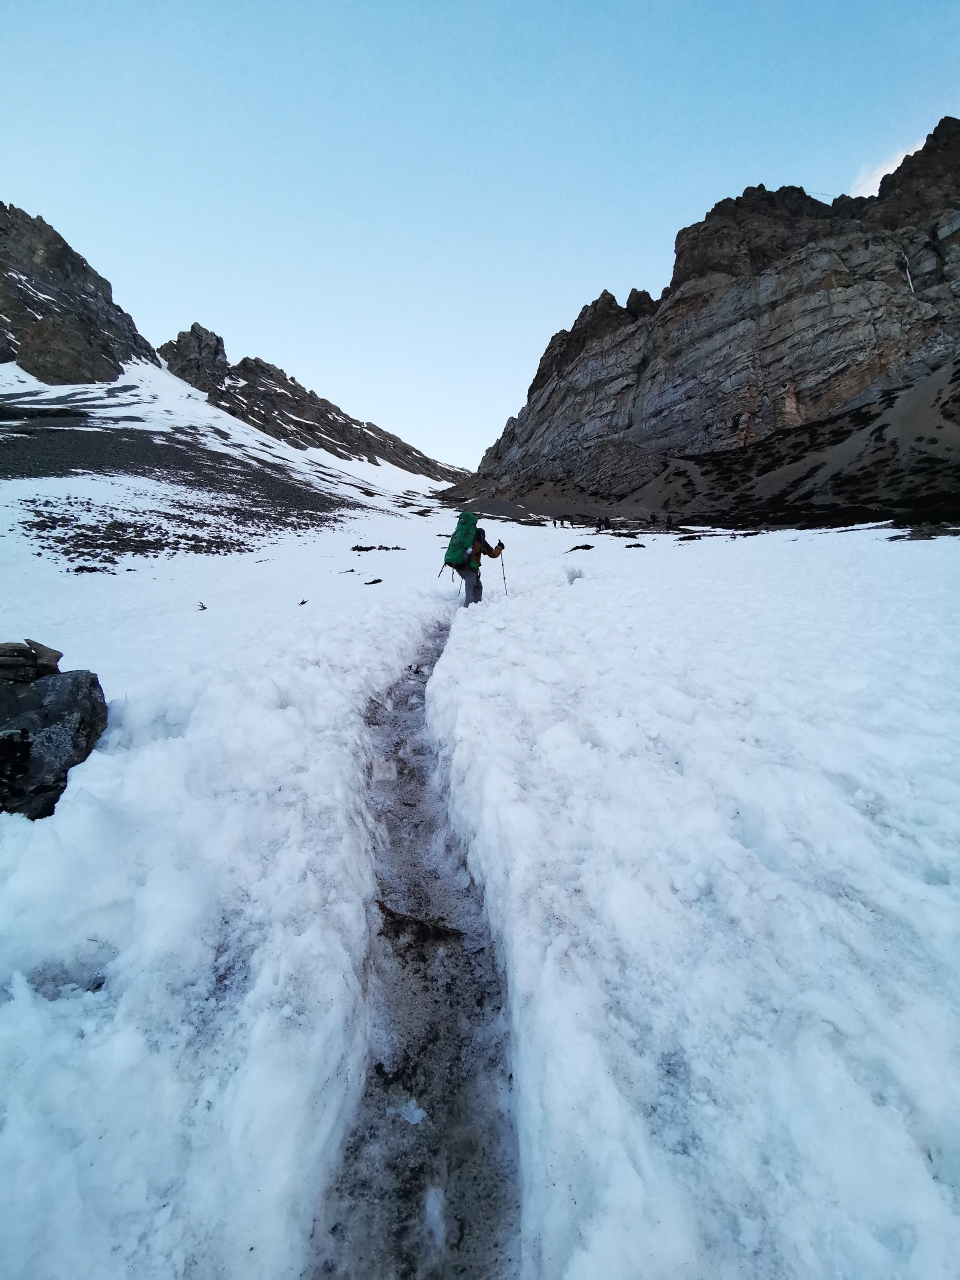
[316,623,519,1280]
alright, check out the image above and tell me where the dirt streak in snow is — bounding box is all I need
[314,623,519,1279]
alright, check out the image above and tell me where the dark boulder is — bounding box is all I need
[0,671,108,820]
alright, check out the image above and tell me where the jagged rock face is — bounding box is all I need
[476,117,960,504]
[158,322,228,394]
[160,326,464,483]
[0,202,158,384]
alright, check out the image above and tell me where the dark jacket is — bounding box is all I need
[467,534,503,571]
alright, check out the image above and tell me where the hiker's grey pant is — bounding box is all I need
[457,568,483,605]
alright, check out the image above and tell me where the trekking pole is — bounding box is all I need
[501,553,508,596]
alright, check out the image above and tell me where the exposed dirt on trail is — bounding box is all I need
[313,623,519,1280]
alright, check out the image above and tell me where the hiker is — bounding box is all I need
[458,526,503,605]
[443,512,504,606]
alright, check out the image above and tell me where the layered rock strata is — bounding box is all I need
[159,323,463,482]
[0,203,158,383]
[468,117,960,514]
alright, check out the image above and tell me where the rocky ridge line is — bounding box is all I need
[159,323,464,483]
[0,206,461,483]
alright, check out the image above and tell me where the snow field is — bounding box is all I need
[0,358,452,501]
[0,509,460,1279]
[428,527,960,1279]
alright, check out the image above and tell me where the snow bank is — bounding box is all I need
[0,510,459,1279]
[428,527,960,1278]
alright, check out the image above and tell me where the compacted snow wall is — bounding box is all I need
[0,515,458,1280]
[428,528,960,1279]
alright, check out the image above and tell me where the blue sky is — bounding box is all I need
[3,0,958,467]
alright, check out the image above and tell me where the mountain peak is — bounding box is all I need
[158,323,229,395]
[0,201,158,383]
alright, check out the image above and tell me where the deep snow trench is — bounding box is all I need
[314,623,519,1280]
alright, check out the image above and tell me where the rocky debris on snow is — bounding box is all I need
[376,899,463,951]
[158,323,465,482]
[0,202,159,383]
[3,427,346,566]
[0,641,107,819]
[454,116,960,526]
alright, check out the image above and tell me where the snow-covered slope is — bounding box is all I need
[2,501,959,1278]
[1,499,464,1279]
[1,359,446,569]
[429,524,960,1278]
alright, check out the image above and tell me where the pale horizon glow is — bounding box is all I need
[849,138,926,198]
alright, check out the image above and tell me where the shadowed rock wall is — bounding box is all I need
[0,203,159,383]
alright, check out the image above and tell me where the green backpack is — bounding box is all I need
[444,511,478,568]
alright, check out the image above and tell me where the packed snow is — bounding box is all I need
[428,525,960,1278]
[0,494,462,1278]
[2,431,959,1280]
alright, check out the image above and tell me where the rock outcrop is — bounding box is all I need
[159,324,464,482]
[158,321,229,394]
[0,203,159,383]
[0,641,107,820]
[465,117,960,521]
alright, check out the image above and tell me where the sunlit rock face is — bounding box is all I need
[475,116,960,503]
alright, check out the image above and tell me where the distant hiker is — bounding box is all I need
[443,512,504,606]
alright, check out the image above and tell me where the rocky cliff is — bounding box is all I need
[464,116,960,522]
[0,203,159,383]
[159,323,463,483]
